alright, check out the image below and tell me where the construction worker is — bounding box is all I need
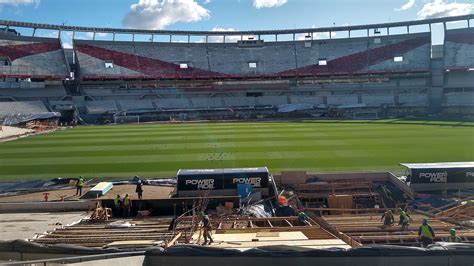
[418,218,435,247]
[198,212,213,245]
[135,179,144,200]
[397,207,410,231]
[113,194,122,217]
[122,194,132,217]
[75,176,85,196]
[380,210,394,228]
[446,228,462,243]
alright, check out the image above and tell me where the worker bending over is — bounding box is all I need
[418,218,435,247]
[380,210,394,228]
[397,208,410,231]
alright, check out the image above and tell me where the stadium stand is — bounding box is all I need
[327,95,359,106]
[0,15,472,122]
[0,101,49,119]
[398,93,428,107]
[191,97,224,109]
[223,97,256,108]
[361,95,394,107]
[118,100,155,111]
[155,98,191,110]
[85,100,119,114]
[0,86,67,101]
[0,34,69,79]
[256,96,288,106]
[289,96,324,105]
[444,92,474,106]
[74,33,431,80]
[444,28,474,71]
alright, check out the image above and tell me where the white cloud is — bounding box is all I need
[0,0,38,5]
[122,0,210,30]
[417,0,474,19]
[253,0,287,9]
[201,27,254,43]
[395,0,415,11]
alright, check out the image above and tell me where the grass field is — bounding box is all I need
[1,120,474,181]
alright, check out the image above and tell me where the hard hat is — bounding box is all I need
[397,207,402,212]
[387,210,393,214]
[197,212,205,218]
[422,218,428,223]
[450,229,456,235]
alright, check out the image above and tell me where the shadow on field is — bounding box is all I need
[285,119,474,127]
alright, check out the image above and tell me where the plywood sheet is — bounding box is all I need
[281,171,307,185]
[327,195,353,214]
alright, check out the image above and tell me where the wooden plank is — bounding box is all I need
[166,232,182,247]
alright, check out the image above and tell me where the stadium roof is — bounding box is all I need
[400,162,474,169]
[177,167,269,176]
[0,14,472,37]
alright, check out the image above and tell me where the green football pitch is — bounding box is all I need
[1,120,474,181]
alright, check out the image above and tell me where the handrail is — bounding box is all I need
[0,15,472,37]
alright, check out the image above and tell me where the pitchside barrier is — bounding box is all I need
[113,115,141,124]
[353,111,379,120]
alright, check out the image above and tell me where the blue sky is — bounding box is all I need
[1,0,473,45]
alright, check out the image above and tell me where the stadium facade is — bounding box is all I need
[0,15,473,123]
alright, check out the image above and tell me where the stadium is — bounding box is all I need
[0,11,474,266]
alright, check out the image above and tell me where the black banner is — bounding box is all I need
[410,167,474,184]
[177,168,269,191]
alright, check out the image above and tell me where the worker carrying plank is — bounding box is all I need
[380,209,394,228]
[198,212,213,245]
[418,218,435,247]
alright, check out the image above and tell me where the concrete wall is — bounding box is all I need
[1,252,145,266]
[145,254,470,266]
[0,201,95,213]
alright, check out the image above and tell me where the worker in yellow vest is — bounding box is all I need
[418,218,435,247]
[75,176,85,196]
[113,194,122,217]
[446,229,462,243]
[122,194,132,217]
